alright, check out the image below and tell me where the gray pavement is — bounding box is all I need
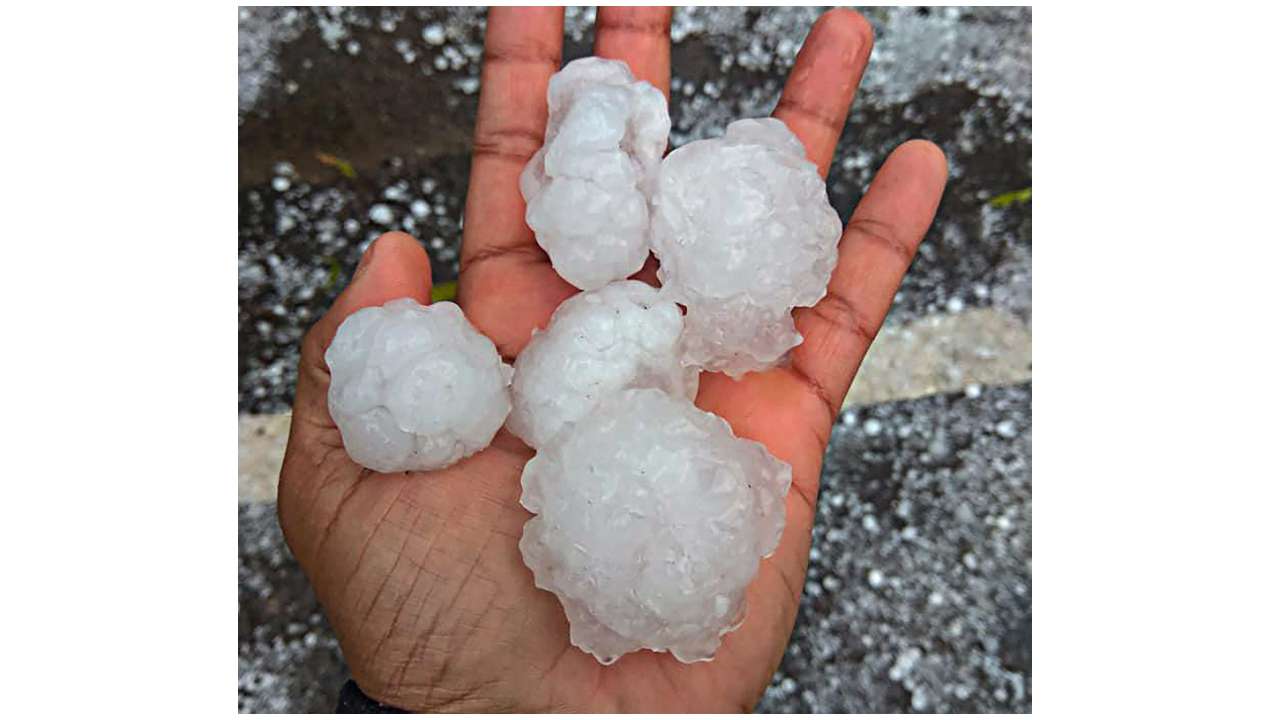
[766,383,1031,712]
[238,6,1031,713]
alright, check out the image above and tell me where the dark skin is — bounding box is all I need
[278,7,947,712]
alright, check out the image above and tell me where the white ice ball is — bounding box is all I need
[519,388,792,664]
[507,281,697,449]
[651,118,842,377]
[519,57,670,291]
[325,299,512,473]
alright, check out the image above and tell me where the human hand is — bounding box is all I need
[278,7,947,712]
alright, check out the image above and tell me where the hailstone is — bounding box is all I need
[519,57,670,291]
[325,299,512,473]
[507,281,697,449]
[519,388,792,664]
[651,117,842,378]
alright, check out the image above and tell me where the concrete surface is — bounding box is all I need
[239,413,291,504]
[238,5,1031,713]
[846,307,1031,407]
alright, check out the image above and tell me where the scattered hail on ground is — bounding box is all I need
[238,6,1031,713]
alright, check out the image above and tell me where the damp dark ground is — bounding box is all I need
[239,6,1031,713]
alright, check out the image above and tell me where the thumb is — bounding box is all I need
[292,231,433,430]
[278,232,431,570]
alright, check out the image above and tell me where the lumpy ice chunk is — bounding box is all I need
[651,118,842,377]
[507,281,697,449]
[325,299,512,473]
[519,57,670,291]
[519,388,792,664]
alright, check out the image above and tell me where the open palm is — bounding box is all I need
[278,7,947,712]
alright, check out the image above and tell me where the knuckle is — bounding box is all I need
[808,290,878,347]
[596,12,670,38]
[847,216,915,266]
[774,97,844,132]
[471,126,543,164]
[481,41,560,69]
[789,362,840,422]
[301,316,335,365]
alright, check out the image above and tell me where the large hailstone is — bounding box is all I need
[651,118,842,378]
[507,281,697,449]
[325,299,512,473]
[519,388,792,664]
[519,57,670,291]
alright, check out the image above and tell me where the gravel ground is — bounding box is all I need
[238,6,1031,713]
[763,383,1031,712]
[239,502,346,714]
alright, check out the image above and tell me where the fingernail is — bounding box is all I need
[353,238,379,281]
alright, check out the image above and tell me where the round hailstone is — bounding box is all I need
[651,118,842,378]
[519,57,670,291]
[519,388,792,664]
[325,299,512,473]
[507,281,697,449]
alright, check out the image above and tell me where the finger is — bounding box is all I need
[771,8,873,178]
[459,262,576,360]
[626,253,661,288]
[593,6,672,98]
[789,140,948,422]
[293,232,433,429]
[459,7,563,277]
[594,7,671,292]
